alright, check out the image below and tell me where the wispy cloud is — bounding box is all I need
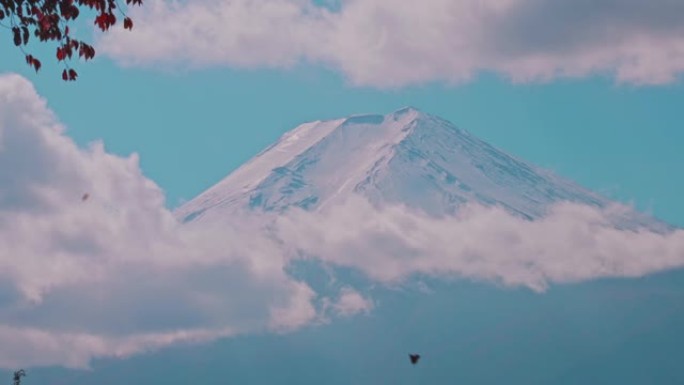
[99,0,684,87]
[328,287,374,317]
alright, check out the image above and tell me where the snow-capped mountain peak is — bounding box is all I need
[174,108,670,232]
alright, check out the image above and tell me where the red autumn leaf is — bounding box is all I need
[22,26,29,44]
[68,6,80,20]
[62,69,68,81]
[57,47,65,61]
[13,27,21,46]
[94,14,106,30]
[123,17,133,30]
[40,18,50,31]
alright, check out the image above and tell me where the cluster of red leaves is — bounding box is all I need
[62,68,77,80]
[1,0,143,80]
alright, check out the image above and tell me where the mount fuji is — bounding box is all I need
[54,109,684,385]
[174,107,671,232]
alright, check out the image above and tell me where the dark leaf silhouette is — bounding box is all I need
[32,57,41,72]
[21,25,28,44]
[24,54,41,72]
[12,27,21,45]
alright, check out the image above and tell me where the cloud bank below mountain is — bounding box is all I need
[277,196,684,292]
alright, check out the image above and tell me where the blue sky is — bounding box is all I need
[2,0,684,383]
[4,55,684,226]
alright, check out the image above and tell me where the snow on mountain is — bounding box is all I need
[174,107,671,232]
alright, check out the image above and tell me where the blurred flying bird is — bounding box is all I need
[409,354,420,365]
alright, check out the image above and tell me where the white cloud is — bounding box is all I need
[0,73,318,369]
[314,286,373,323]
[98,0,684,87]
[331,287,374,317]
[0,324,235,369]
[276,195,684,292]
[98,0,330,69]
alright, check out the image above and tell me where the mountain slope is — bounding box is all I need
[174,107,670,232]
